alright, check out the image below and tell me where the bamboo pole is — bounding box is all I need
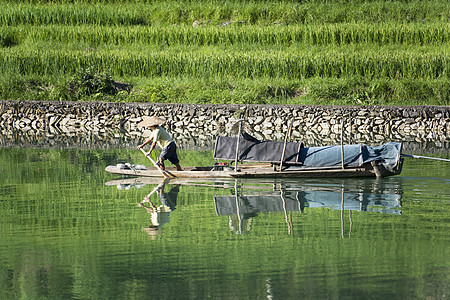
[143,179,168,200]
[234,180,243,234]
[234,120,242,173]
[402,154,450,162]
[139,148,172,178]
[371,161,383,178]
[280,120,293,172]
[340,119,345,170]
[281,188,292,235]
[341,187,345,239]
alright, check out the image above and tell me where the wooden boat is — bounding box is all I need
[105,160,402,178]
[105,132,404,179]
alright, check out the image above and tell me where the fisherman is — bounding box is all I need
[137,116,182,171]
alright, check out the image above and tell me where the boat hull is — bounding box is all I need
[105,160,403,179]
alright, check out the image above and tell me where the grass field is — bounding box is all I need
[0,0,448,105]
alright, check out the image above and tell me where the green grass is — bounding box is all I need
[2,46,447,79]
[1,1,448,25]
[0,0,448,105]
[4,23,450,46]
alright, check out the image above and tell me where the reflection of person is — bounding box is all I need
[137,116,182,171]
[138,183,180,237]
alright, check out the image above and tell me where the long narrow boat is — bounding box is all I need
[105,133,404,179]
[105,161,402,179]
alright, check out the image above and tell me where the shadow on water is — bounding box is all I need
[106,176,403,236]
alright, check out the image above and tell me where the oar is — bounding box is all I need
[139,148,173,178]
[402,154,450,162]
[138,178,169,208]
[145,179,169,199]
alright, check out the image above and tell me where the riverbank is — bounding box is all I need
[1,1,448,106]
[1,100,448,153]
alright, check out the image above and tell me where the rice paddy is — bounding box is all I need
[0,0,449,105]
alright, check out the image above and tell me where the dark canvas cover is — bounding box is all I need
[214,134,304,165]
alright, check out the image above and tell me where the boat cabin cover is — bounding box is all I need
[214,133,402,172]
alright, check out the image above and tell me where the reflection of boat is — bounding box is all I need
[214,178,403,234]
[105,177,237,190]
[106,176,403,236]
[105,132,403,179]
[215,182,402,216]
[105,177,403,216]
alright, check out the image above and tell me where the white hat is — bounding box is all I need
[137,116,165,127]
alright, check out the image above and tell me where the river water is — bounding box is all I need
[0,145,449,299]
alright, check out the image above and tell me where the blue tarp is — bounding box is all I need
[298,142,402,171]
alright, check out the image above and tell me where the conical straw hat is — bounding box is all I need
[137,116,165,127]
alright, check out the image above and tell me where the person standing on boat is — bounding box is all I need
[137,116,182,171]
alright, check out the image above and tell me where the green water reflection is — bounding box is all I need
[0,148,449,299]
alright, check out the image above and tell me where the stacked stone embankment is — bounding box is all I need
[1,100,449,153]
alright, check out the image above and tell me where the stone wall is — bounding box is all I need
[1,100,449,153]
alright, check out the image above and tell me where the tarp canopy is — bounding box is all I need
[214,134,402,171]
[297,142,402,171]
